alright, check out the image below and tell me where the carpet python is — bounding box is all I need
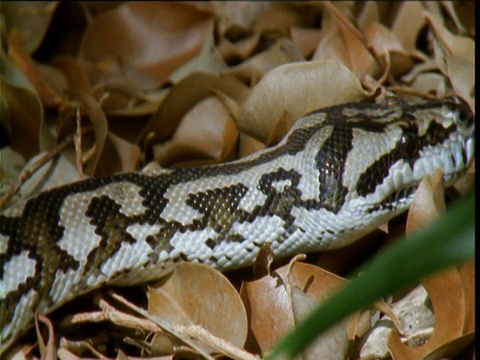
[0,96,475,352]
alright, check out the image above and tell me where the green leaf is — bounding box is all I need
[267,192,475,359]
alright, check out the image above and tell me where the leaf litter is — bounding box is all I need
[0,2,474,359]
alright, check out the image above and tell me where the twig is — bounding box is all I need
[109,291,259,360]
[1,134,76,208]
[109,291,215,360]
[75,106,84,178]
[376,50,392,88]
[59,304,160,333]
[361,50,392,95]
[0,125,95,209]
[61,293,259,360]
[100,296,161,333]
[59,338,109,359]
[373,300,405,336]
[175,324,259,360]
[284,254,307,305]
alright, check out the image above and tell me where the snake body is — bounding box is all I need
[0,97,475,352]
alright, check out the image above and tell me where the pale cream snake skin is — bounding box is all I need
[0,96,475,353]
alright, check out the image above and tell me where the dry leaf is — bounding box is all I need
[2,2,60,54]
[205,2,271,38]
[241,266,294,354]
[238,133,266,159]
[241,261,354,356]
[408,72,448,97]
[421,333,475,360]
[1,77,42,160]
[169,28,228,84]
[290,286,348,360]
[360,285,434,359]
[36,63,69,94]
[387,266,474,359]
[9,154,80,205]
[364,22,414,77]
[91,78,168,120]
[315,228,387,276]
[51,55,91,93]
[0,148,25,191]
[106,132,141,172]
[8,30,66,110]
[144,73,249,144]
[265,110,296,147]
[225,37,304,83]
[252,244,276,279]
[458,261,475,334]
[289,26,323,58]
[152,96,238,166]
[149,263,248,355]
[453,159,475,196]
[79,2,214,86]
[219,114,240,163]
[406,168,445,234]
[80,2,123,18]
[35,314,57,359]
[425,11,475,107]
[391,2,427,52]
[357,2,379,32]
[451,2,475,36]
[217,33,262,63]
[313,6,378,78]
[401,60,441,84]
[254,2,321,38]
[239,60,367,142]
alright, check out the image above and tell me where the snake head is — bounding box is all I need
[351,96,474,213]
[284,96,474,215]
[401,96,475,186]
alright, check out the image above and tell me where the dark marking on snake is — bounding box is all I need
[315,123,353,213]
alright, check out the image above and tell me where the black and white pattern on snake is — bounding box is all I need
[0,96,475,352]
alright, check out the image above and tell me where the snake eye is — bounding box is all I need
[399,131,418,158]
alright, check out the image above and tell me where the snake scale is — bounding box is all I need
[0,96,475,352]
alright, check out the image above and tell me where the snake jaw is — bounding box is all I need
[403,96,475,187]
[357,98,474,214]
[414,130,475,186]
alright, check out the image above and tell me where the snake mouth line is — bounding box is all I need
[367,184,417,213]
[414,133,474,183]
[361,152,469,217]
[371,145,473,214]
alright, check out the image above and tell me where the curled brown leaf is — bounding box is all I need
[239,60,366,142]
[79,2,214,87]
[149,263,248,355]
